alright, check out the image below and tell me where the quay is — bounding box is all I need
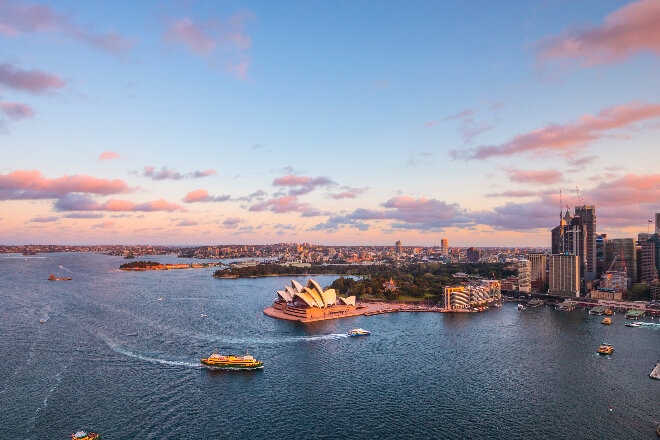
[263,301,451,323]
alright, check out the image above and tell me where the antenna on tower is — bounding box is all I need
[576,186,585,207]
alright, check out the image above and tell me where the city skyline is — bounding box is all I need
[1,0,659,246]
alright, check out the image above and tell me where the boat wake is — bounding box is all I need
[107,342,201,369]
[203,333,349,345]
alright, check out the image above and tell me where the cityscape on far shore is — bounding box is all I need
[4,208,660,304]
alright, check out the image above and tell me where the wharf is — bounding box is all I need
[264,302,448,323]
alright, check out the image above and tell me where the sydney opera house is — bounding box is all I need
[272,278,359,320]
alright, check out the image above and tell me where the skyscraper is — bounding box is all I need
[528,253,547,289]
[395,240,402,255]
[440,238,449,257]
[604,238,637,284]
[518,259,531,293]
[549,254,580,297]
[574,205,597,280]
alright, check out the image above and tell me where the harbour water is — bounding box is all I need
[1,253,658,439]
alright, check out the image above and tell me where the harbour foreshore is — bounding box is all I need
[263,302,460,323]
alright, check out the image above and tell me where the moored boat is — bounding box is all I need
[601,317,612,325]
[597,343,614,355]
[348,328,371,336]
[71,431,101,440]
[603,308,613,316]
[528,298,544,307]
[201,350,263,370]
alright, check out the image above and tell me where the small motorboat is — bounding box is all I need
[625,322,642,327]
[348,328,371,337]
[601,317,612,325]
[597,343,614,355]
[71,431,101,440]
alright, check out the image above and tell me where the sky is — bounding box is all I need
[0,0,659,247]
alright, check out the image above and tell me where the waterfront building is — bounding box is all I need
[443,280,501,311]
[551,209,587,278]
[517,259,531,293]
[528,253,547,290]
[274,279,357,320]
[549,254,580,297]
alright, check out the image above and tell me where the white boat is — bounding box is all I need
[625,322,642,327]
[517,304,525,310]
[348,328,370,337]
[650,361,660,380]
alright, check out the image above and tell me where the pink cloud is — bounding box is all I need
[0,63,66,93]
[92,221,115,229]
[451,101,660,160]
[506,168,563,185]
[222,217,244,228]
[98,151,120,161]
[143,166,216,180]
[273,174,334,196]
[536,0,660,66]
[176,219,198,227]
[485,190,540,198]
[163,10,253,79]
[329,187,367,200]
[249,195,314,214]
[184,189,211,202]
[587,173,660,207]
[29,215,58,223]
[0,1,135,55]
[54,194,182,212]
[0,170,131,200]
[0,101,34,120]
[165,17,216,55]
[183,189,230,203]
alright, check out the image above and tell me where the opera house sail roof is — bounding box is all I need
[276,279,355,308]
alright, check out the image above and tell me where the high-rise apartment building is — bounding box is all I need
[551,209,587,278]
[640,235,660,284]
[440,238,449,257]
[574,205,597,280]
[518,259,531,293]
[466,247,481,263]
[656,212,660,234]
[528,253,547,289]
[549,254,580,297]
[395,240,403,255]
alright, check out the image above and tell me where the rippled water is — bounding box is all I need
[1,253,659,439]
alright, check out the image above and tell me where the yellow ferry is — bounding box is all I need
[201,350,263,370]
[601,317,612,325]
[597,343,614,355]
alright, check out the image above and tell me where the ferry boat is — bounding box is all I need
[603,308,613,316]
[589,305,606,315]
[528,298,544,307]
[597,343,614,355]
[601,317,612,325]
[555,300,577,311]
[71,431,101,440]
[200,350,263,370]
[347,328,371,337]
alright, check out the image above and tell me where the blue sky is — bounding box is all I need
[1,0,659,246]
